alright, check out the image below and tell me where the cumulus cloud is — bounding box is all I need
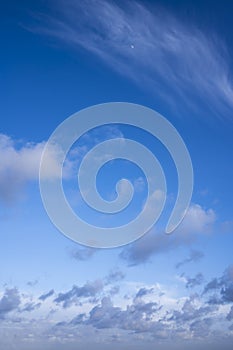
[30,0,233,120]
[0,288,21,318]
[120,204,215,265]
[54,280,104,308]
[0,125,125,206]
[1,275,233,348]
[0,134,71,204]
[86,296,162,333]
[189,317,213,338]
[227,306,233,321]
[204,265,233,304]
[168,294,217,325]
[184,273,204,289]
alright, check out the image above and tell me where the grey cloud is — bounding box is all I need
[169,295,217,324]
[184,273,204,289]
[27,279,38,287]
[189,318,213,338]
[20,302,41,312]
[54,280,104,308]
[135,287,154,299]
[70,313,87,325]
[0,288,21,318]
[86,296,162,333]
[105,269,125,284]
[203,265,233,304]
[70,247,97,261]
[203,278,221,293]
[176,250,204,269]
[227,306,233,321]
[120,204,215,265]
[1,281,233,347]
[39,289,55,301]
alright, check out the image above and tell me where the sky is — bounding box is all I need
[0,0,233,349]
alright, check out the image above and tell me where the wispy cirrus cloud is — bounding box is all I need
[30,0,233,120]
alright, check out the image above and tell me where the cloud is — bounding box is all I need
[176,250,204,269]
[20,302,41,312]
[203,265,233,304]
[189,317,213,338]
[86,296,162,333]
[120,204,215,265]
[227,306,233,321]
[70,247,97,261]
[135,287,154,299]
[105,269,125,284]
[31,0,233,120]
[0,288,21,318]
[169,294,217,325]
[1,277,233,348]
[39,289,55,301]
[54,280,104,308]
[184,273,204,289]
[27,279,38,287]
[0,134,70,204]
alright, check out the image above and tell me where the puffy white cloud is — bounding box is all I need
[0,134,71,203]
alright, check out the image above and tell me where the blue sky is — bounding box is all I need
[0,0,233,349]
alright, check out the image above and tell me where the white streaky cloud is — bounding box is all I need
[0,134,72,203]
[30,0,233,120]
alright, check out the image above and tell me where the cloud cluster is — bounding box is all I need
[1,265,233,349]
